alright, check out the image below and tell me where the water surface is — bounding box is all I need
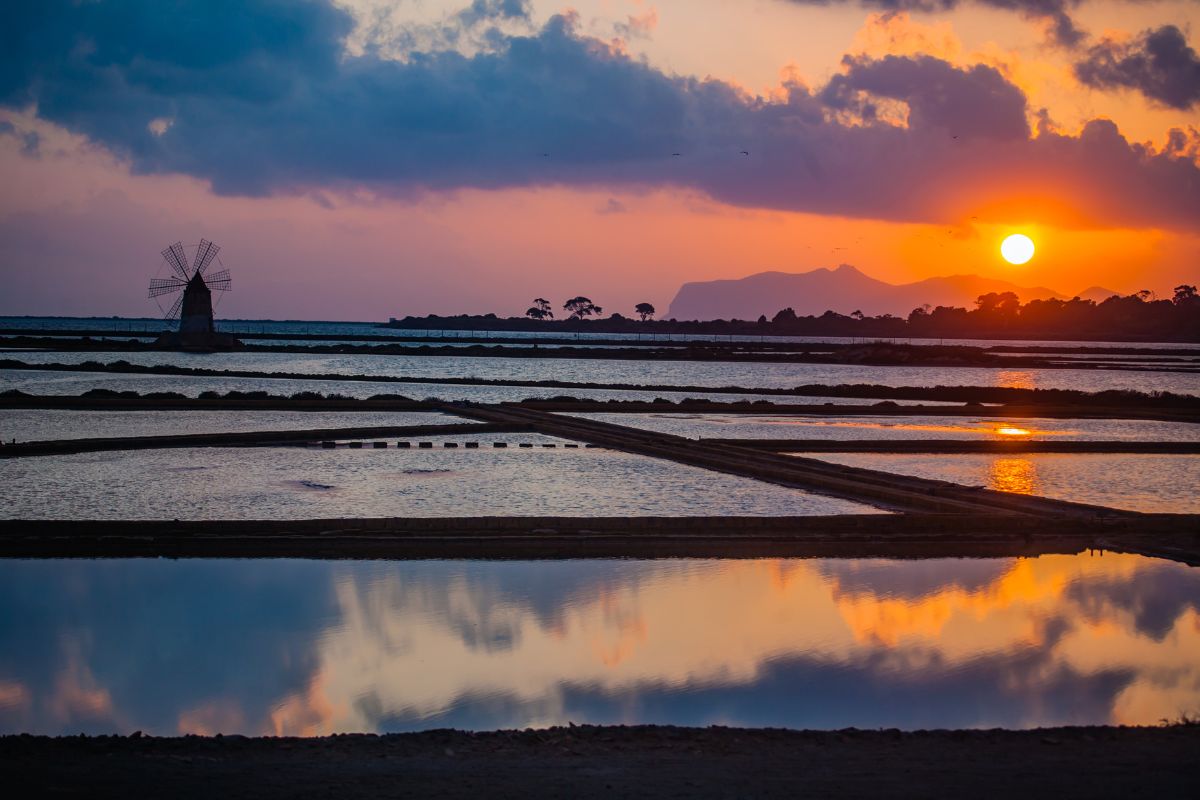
[13,351,1198,395]
[0,442,881,519]
[0,409,472,443]
[811,453,1200,513]
[0,370,960,406]
[565,413,1200,442]
[3,316,1195,350]
[0,554,1195,735]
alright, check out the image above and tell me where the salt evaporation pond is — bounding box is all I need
[0,409,473,443]
[0,553,1196,735]
[0,369,963,406]
[0,441,883,519]
[810,453,1200,513]
[3,316,1196,350]
[563,413,1200,442]
[11,351,1200,395]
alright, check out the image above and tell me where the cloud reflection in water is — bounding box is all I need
[0,554,1196,735]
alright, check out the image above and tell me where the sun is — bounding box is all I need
[1000,233,1035,265]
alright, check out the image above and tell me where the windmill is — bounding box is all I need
[148,239,231,334]
[148,239,239,350]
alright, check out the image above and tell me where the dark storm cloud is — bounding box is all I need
[780,0,1086,46]
[456,0,533,26]
[1074,25,1200,110]
[2,0,1198,230]
[820,54,1031,140]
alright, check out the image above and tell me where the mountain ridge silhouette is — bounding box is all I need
[667,264,1088,320]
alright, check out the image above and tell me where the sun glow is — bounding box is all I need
[995,426,1033,437]
[1000,233,1035,265]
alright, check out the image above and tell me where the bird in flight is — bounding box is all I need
[740,150,750,156]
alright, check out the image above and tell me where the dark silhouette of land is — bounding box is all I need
[667,264,1068,319]
[5,725,1198,799]
[386,286,1200,341]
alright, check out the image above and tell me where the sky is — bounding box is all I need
[1,0,1198,320]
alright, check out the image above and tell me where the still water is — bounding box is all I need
[0,409,472,442]
[0,443,882,519]
[0,369,957,406]
[811,453,1200,513]
[564,413,1200,442]
[3,316,1196,350]
[0,554,1196,735]
[12,351,1199,395]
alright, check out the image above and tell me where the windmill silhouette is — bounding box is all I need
[148,239,240,350]
[148,239,231,334]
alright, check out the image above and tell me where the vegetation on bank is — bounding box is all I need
[390,287,1200,341]
[3,382,1195,410]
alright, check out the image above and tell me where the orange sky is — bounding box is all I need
[1,0,1197,318]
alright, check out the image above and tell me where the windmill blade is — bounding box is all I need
[161,242,190,280]
[193,238,221,276]
[164,292,184,321]
[203,269,231,291]
[148,277,187,298]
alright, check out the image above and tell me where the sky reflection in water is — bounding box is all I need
[569,413,1200,442]
[814,454,1200,513]
[1,554,1197,736]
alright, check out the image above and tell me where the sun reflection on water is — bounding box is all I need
[988,457,1039,494]
[995,426,1033,437]
[998,371,1037,390]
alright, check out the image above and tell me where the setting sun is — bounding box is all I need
[1001,234,1035,265]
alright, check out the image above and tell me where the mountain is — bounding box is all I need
[665,264,1067,320]
[1075,286,1122,303]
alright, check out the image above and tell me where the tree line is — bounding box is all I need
[388,286,1199,341]
[525,297,656,322]
[758,287,1199,339]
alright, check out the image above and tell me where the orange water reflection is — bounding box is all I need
[998,371,1037,390]
[297,553,1198,733]
[760,418,1069,439]
[4,555,1195,736]
[988,457,1039,494]
[995,426,1033,437]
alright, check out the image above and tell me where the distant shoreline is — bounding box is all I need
[384,314,1200,343]
[2,313,1197,343]
[4,725,1198,799]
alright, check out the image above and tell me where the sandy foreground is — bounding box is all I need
[4,725,1198,798]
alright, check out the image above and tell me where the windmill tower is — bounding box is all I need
[148,239,239,350]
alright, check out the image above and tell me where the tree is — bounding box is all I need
[635,302,656,321]
[772,307,797,324]
[563,296,602,319]
[850,309,864,320]
[975,291,1020,317]
[525,297,554,321]
[1174,285,1198,307]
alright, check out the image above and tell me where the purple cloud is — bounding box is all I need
[779,0,1086,47]
[2,1,1197,231]
[1074,25,1200,110]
